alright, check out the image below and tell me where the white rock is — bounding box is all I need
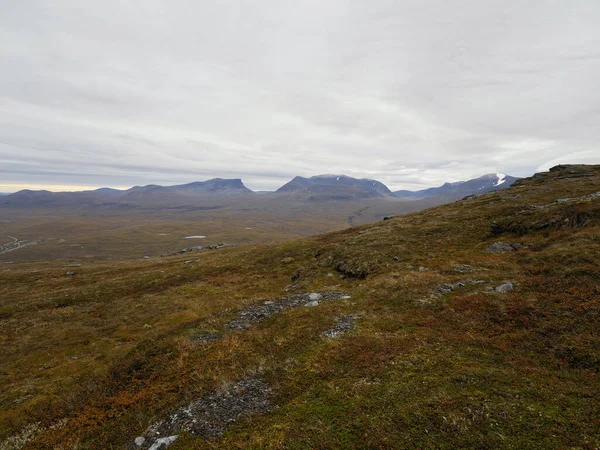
[495,282,514,293]
[134,436,145,446]
[305,301,319,307]
[148,435,178,450]
[308,293,322,301]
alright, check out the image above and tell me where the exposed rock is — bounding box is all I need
[433,280,487,296]
[208,243,235,250]
[333,260,368,279]
[141,379,273,444]
[66,271,74,276]
[556,198,575,204]
[323,314,361,338]
[452,265,473,273]
[305,301,319,307]
[486,242,522,254]
[583,191,600,201]
[281,257,294,264]
[418,267,430,272]
[495,282,514,293]
[225,292,350,330]
[147,435,178,450]
[134,436,146,447]
[308,293,322,301]
[383,215,395,221]
[162,246,203,257]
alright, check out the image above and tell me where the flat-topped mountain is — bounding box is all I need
[276,175,393,200]
[1,178,253,207]
[394,173,519,200]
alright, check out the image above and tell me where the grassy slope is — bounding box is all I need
[1,165,599,449]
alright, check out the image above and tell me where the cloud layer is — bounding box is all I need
[1,0,599,192]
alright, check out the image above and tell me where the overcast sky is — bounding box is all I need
[1,0,599,192]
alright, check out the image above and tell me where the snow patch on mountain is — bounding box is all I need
[494,173,507,186]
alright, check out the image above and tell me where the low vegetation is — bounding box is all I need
[1,165,599,449]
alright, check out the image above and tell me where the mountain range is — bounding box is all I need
[1,173,519,206]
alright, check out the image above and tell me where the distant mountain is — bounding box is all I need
[393,173,519,200]
[0,178,253,208]
[276,175,392,200]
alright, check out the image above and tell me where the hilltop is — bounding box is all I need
[1,164,599,449]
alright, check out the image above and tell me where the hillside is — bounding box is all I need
[1,164,600,449]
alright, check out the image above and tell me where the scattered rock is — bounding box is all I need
[184,260,194,264]
[486,242,522,254]
[143,324,152,329]
[418,267,430,272]
[66,271,74,276]
[305,301,319,307]
[495,282,514,293]
[134,436,146,447]
[141,378,273,444]
[225,292,350,331]
[161,246,204,257]
[323,314,361,338]
[308,293,322,301]
[433,280,487,296]
[208,243,235,250]
[452,265,473,273]
[383,216,395,221]
[147,435,178,450]
[583,191,600,201]
[556,198,575,204]
[281,257,294,264]
[326,273,334,278]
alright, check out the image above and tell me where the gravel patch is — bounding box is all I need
[137,378,273,448]
[323,314,361,339]
[225,291,351,331]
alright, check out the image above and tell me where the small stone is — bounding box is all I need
[495,282,514,293]
[453,264,473,273]
[281,257,294,264]
[184,260,193,264]
[418,267,430,272]
[486,242,521,254]
[66,271,74,276]
[308,293,322,301]
[143,324,152,329]
[327,273,334,277]
[305,301,319,307]
[134,436,145,446]
[148,436,178,450]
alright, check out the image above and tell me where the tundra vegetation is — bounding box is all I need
[1,165,599,449]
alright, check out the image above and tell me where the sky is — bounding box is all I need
[1,0,599,193]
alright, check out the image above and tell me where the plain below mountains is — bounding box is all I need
[1,173,519,207]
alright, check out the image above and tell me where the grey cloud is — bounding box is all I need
[1,0,599,193]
